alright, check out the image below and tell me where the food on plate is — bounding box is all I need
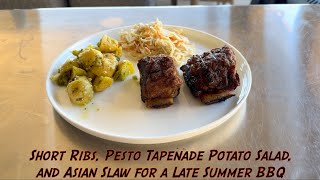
[78,48,104,71]
[50,70,69,86]
[98,35,122,57]
[60,59,81,73]
[137,55,183,108]
[93,76,113,92]
[119,19,193,65]
[90,53,119,77]
[71,66,87,79]
[113,60,135,81]
[180,46,240,104]
[67,76,94,105]
[50,60,80,86]
[51,35,134,106]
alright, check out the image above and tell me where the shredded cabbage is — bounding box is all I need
[119,19,193,65]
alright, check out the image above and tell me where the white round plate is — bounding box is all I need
[46,25,252,144]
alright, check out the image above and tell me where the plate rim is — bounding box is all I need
[46,25,252,144]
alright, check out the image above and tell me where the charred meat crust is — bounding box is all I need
[145,98,174,108]
[200,91,235,105]
[137,55,183,108]
[180,46,240,104]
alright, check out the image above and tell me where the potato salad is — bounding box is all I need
[51,35,135,106]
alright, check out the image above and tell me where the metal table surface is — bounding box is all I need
[0,5,319,179]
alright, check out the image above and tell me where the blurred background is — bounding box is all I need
[0,0,319,9]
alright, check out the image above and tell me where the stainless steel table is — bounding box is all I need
[0,5,319,179]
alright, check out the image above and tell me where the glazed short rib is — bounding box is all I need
[180,46,240,104]
[137,55,183,108]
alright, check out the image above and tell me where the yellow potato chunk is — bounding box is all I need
[104,53,118,62]
[99,35,119,53]
[71,66,87,80]
[114,47,122,57]
[93,76,113,92]
[90,55,118,77]
[113,60,135,81]
[60,59,80,73]
[86,70,96,81]
[67,76,94,105]
[50,72,71,86]
[78,48,103,71]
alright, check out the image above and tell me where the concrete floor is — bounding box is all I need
[156,0,252,5]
